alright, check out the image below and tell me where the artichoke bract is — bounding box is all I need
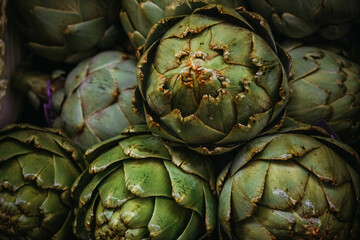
[217,132,360,239]
[135,4,290,154]
[0,124,86,239]
[53,51,144,152]
[9,0,121,63]
[120,0,247,50]
[284,42,360,142]
[247,0,360,40]
[71,125,217,240]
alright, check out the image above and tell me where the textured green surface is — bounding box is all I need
[135,5,290,154]
[217,132,360,239]
[0,123,85,240]
[284,41,360,142]
[54,51,145,152]
[72,126,217,240]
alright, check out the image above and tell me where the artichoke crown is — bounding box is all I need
[135,4,290,154]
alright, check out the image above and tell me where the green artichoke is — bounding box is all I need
[247,0,360,40]
[284,41,360,142]
[135,4,290,154]
[53,51,144,152]
[9,0,122,63]
[346,24,360,64]
[0,123,86,239]
[120,0,247,50]
[71,125,217,240]
[0,0,24,130]
[217,131,360,239]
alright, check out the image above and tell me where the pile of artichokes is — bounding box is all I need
[1,1,360,239]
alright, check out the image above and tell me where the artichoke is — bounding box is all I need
[120,0,247,50]
[8,0,122,63]
[0,79,8,128]
[217,131,360,239]
[53,51,144,152]
[247,0,360,40]
[0,124,86,239]
[71,125,217,240]
[284,41,360,142]
[135,4,290,154]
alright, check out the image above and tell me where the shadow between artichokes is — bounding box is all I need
[0,123,86,239]
[134,4,290,155]
[247,0,360,40]
[71,125,217,240]
[217,129,360,239]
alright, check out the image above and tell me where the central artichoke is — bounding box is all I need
[72,125,217,239]
[135,4,290,154]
